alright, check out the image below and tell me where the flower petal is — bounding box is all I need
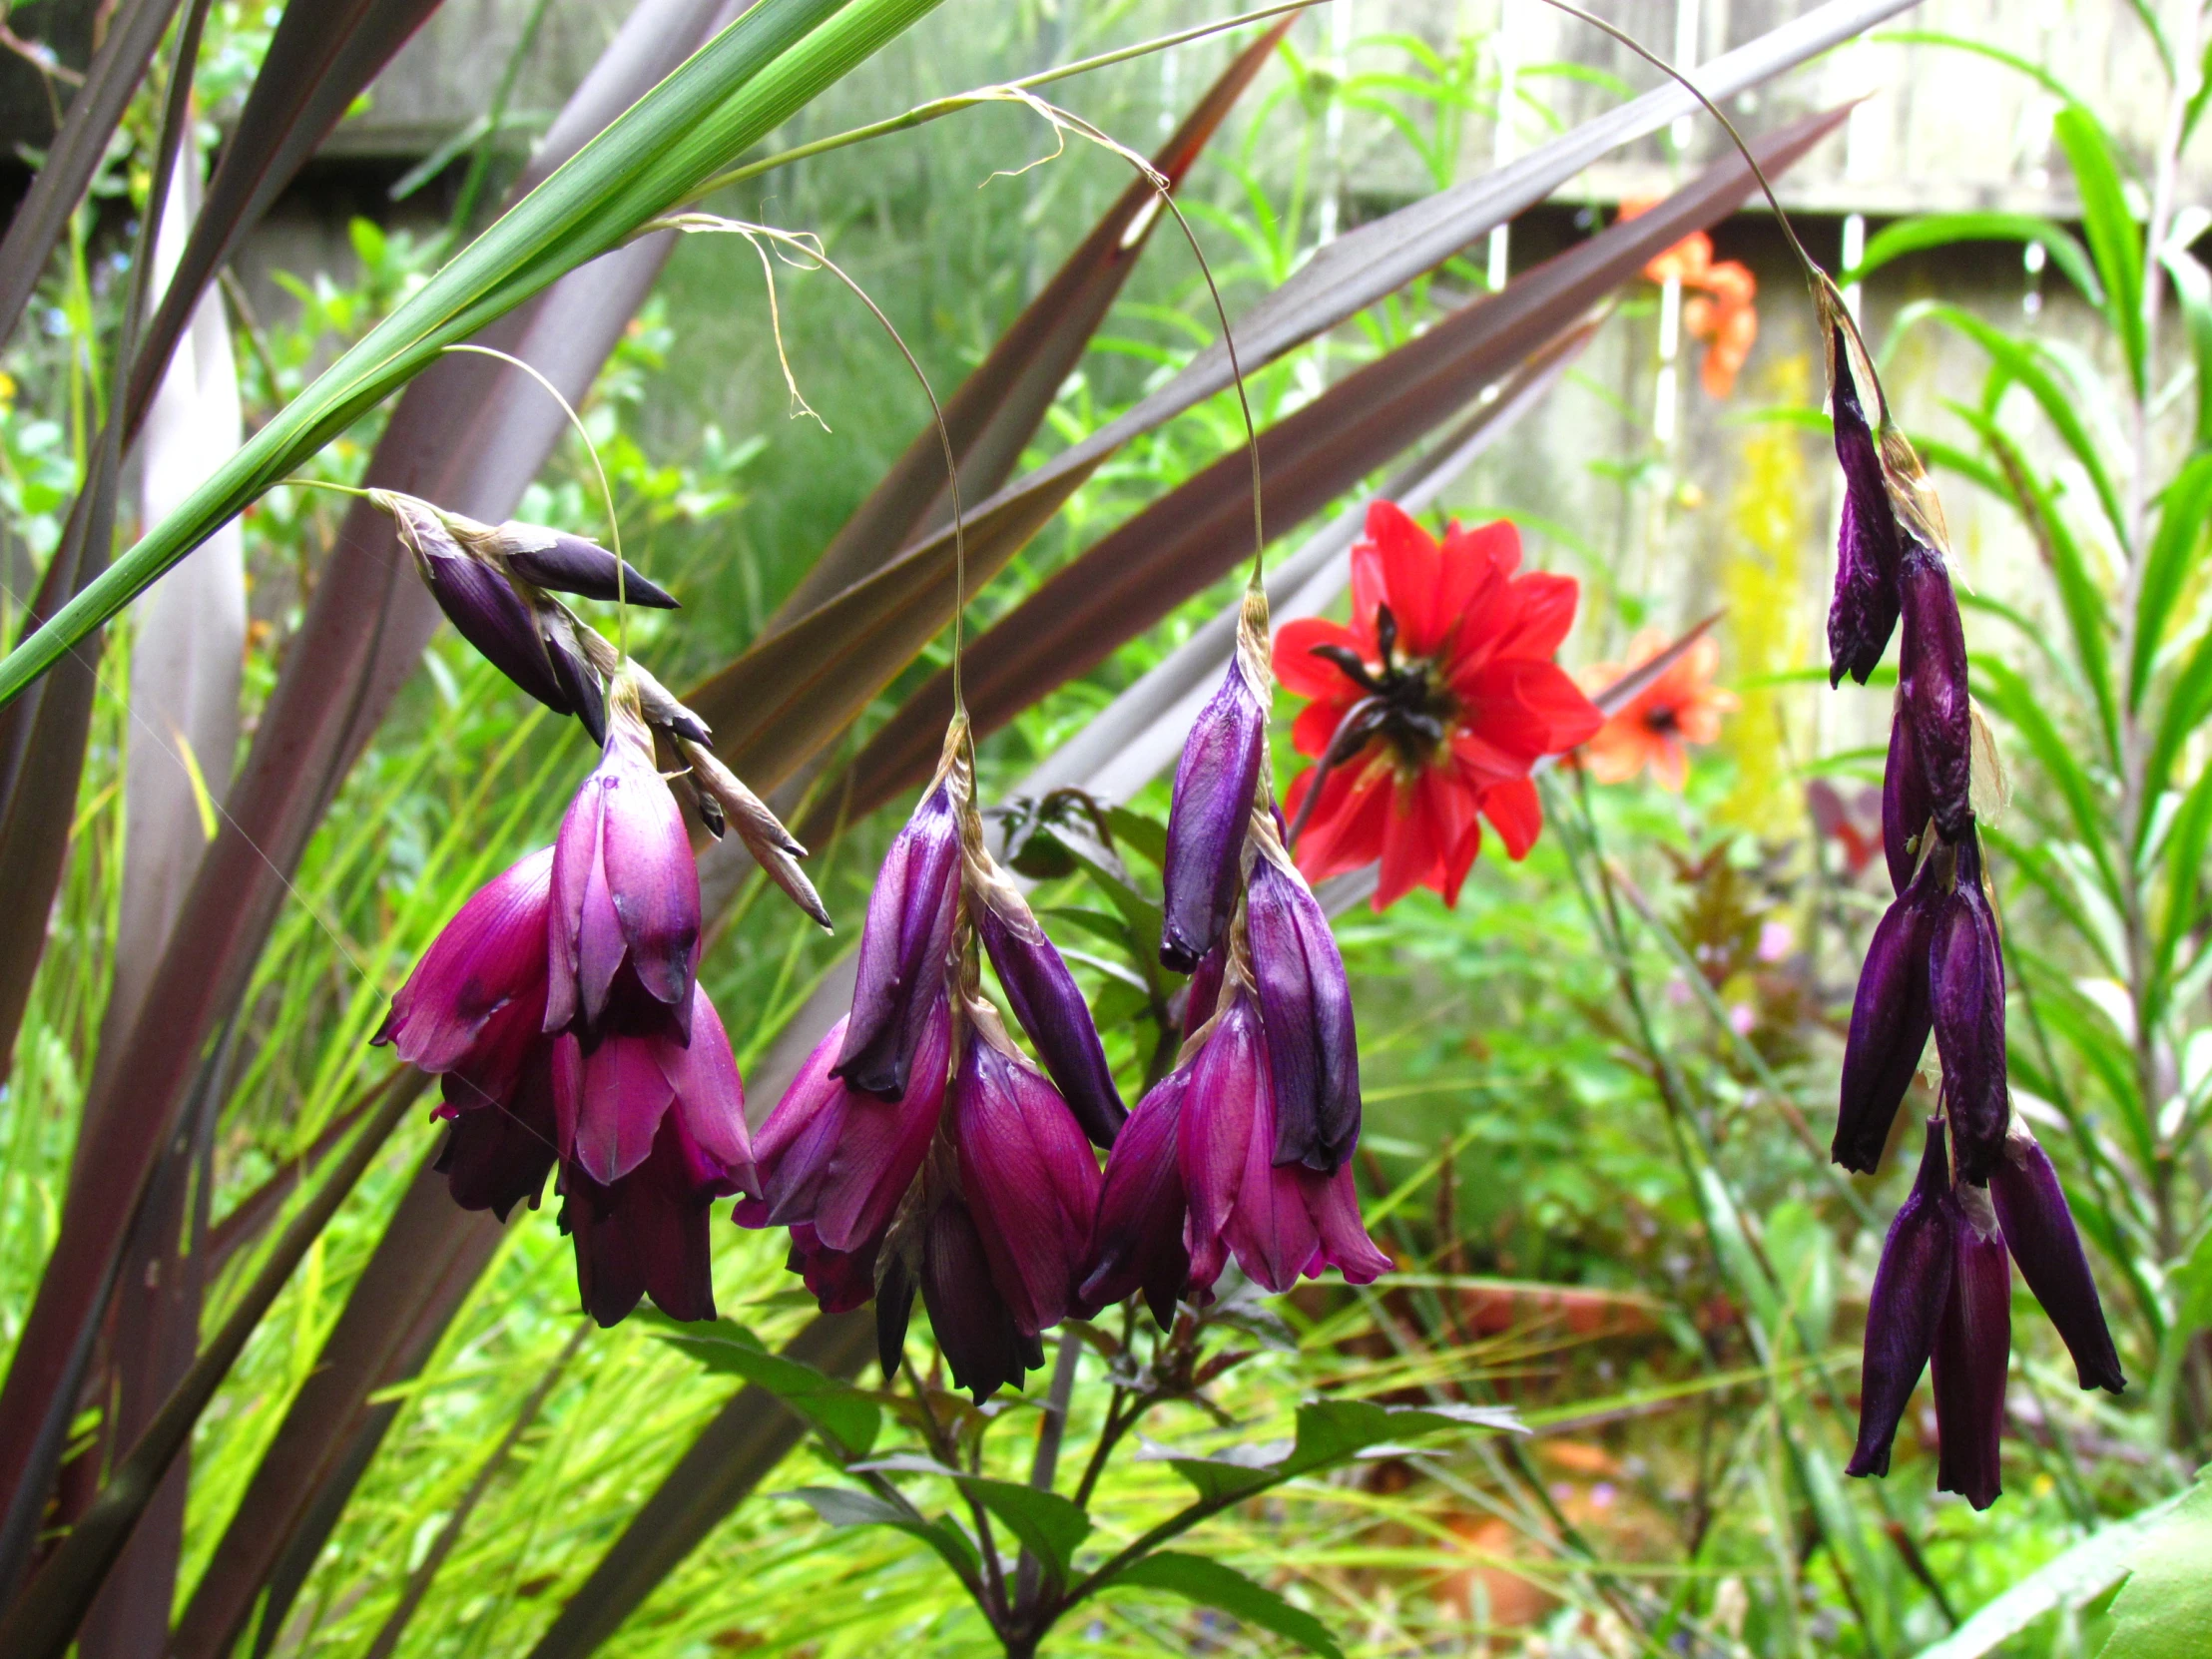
[1273,617,1365,700]
[834,785,961,1099]
[1928,858,2008,1184]
[596,711,702,1021]
[659,984,752,1187]
[1179,992,1263,1295]
[1248,856,1361,1171]
[923,1197,1044,1402]
[1362,499,1446,655]
[1932,1186,2009,1510]
[1899,544,1973,841]
[1835,878,1936,1174]
[1847,1120,1957,1480]
[1077,1070,1191,1329]
[977,889,1126,1147]
[816,995,952,1254]
[1989,1135,2126,1393]
[1161,657,1266,971]
[380,847,554,1073]
[566,1031,676,1187]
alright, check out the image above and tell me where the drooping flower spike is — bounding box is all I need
[742,724,1117,1399]
[1819,281,2122,1507]
[1275,503,1602,910]
[376,667,824,1328]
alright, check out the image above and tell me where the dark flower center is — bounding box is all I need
[1308,603,1460,770]
[1643,703,1681,735]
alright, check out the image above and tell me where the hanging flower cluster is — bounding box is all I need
[1275,501,1602,909]
[368,501,827,1327]
[1819,297,2124,1508]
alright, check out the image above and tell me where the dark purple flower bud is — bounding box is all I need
[496,523,679,609]
[782,1223,878,1316]
[1247,853,1361,1172]
[1932,1183,2009,1510]
[1989,1133,2125,1393]
[745,1002,952,1260]
[1161,656,1266,972]
[974,885,1125,1147]
[552,982,753,1191]
[536,601,607,747]
[434,1041,558,1222]
[1883,709,1930,895]
[560,1109,732,1327]
[1827,324,1905,688]
[833,785,960,1099]
[952,1023,1103,1337]
[1835,864,1936,1174]
[1077,1069,1191,1331]
[1899,543,1973,842]
[922,1196,1045,1402]
[545,689,702,1043]
[376,846,553,1086]
[1848,1119,1958,1481]
[1928,848,2007,1185]
[383,492,573,715]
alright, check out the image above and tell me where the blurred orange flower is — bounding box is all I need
[1578,630,1739,791]
[1619,198,1760,398]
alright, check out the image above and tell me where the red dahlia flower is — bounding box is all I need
[1275,502,1602,909]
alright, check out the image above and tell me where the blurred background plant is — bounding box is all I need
[0,0,2205,1656]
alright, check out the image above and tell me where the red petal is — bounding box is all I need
[1292,699,1344,758]
[1293,751,1392,882]
[1363,500,1446,656]
[1273,617,1364,699]
[1481,776,1544,860]
[1456,659,1605,756]
[1491,572,1580,661]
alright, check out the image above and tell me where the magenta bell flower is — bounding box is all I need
[1848,1119,1961,1483]
[1076,1069,1191,1330]
[1161,647,1267,972]
[951,1023,1103,1337]
[832,785,960,1099]
[1898,545,1974,843]
[1834,856,1937,1173]
[1176,989,1389,1298]
[1928,840,2008,1184]
[1883,711,1930,894]
[920,1194,1044,1402]
[739,1003,953,1259]
[973,884,1125,1146]
[1933,1181,2009,1510]
[546,691,702,1045]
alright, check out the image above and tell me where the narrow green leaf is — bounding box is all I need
[651,1324,880,1456]
[951,1476,1089,1585]
[1928,302,2129,556]
[1109,1552,1345,1659]
[785,1487,981,1583]
[2157,247,2212,450]
[2155,761,2212,997]
[2143,626,2212,843]
[1282,1398,1518,1477]
[2053,103,2147,394]
[2131,452,2212,708]
[1975,660,2122,908]
[1845,213,2103,305]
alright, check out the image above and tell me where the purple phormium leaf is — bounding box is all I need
[1988,1133,2126,1393]
[1826,322,1904,688]
[950,1025,1102,1337]
[1160,656,1265,973]
[832,784,960,1100]
[1883,707,1930,895]
[1834,864,1936,1174]
[1246,853,1361,1172]
[1898,542,1974,842]
[1076,1068,1191,1331]
[973,885,1125,1147]
[1932,1183,2009,1511]
[1928,845,2008,1185]
[1848,1119,1958,1481]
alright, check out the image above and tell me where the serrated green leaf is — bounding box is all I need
[2097,1470,2212,1659]
[2054,104,2147,395]
[1109,1551,1345,1659]
[953,1476,1090,1585]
